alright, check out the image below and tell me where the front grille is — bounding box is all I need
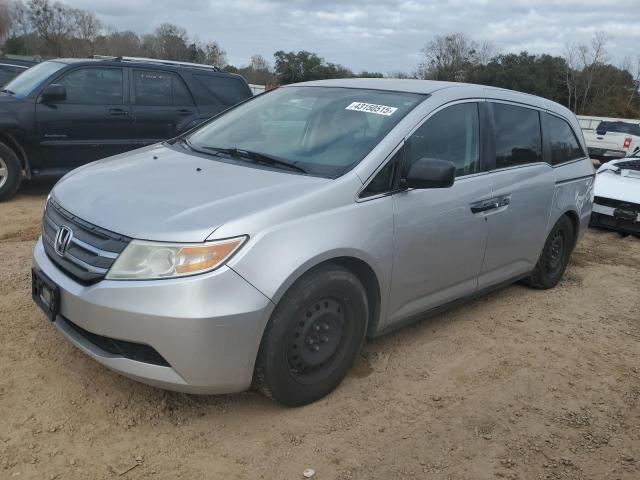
[64,317,170,367]
[42,199,131,284]
[594,196,640,210]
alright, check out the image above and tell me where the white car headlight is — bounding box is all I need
[106,236,247,280]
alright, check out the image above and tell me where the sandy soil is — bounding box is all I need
[1,181,639,480]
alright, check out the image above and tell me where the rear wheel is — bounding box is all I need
[254,264,368,406]
[524,215,574,289]
[0,143,22,202]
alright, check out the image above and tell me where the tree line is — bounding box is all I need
[415,32,640,118]
[1,0,638,118]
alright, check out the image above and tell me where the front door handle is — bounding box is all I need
[470,195,511,214]
[470,199,499,214]
[109,108,128,116]
[176,109,193,116]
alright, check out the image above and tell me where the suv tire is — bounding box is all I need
[524,215,574,289]
[0,143,22,202]
[254,264,368,406]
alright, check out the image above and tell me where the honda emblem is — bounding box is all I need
[54,225,73,257]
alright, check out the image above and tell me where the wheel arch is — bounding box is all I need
[0,132,31,179]
[269,254,384,339]
[561,209,580,248]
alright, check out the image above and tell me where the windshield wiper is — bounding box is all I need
[0,89,15,95]
[200,146,308,174]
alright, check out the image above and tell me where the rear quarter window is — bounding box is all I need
[546,113,585,165]
[194,74,249,106]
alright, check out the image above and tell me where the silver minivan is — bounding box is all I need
[32,79,594,405]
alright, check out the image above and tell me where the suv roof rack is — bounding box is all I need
[89,55,221,72]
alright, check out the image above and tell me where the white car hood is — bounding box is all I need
[594,158,640,203]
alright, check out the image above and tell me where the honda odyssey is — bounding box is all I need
[32,79,595,406]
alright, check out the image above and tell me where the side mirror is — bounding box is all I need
[41,84,66,103]
[404,158,455,189]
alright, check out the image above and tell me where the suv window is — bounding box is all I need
[133,69,193,106]
[0,65,26,85]
[493,103,542,168]
[405,103,480,177]
[194,74,248,106]
[57,67,123,105]
[546,114,585,165]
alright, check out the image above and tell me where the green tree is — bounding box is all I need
[273,50,354,83]
[417,32,495,81]
[467,52,568,104]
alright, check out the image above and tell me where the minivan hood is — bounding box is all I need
[52,144,330,242]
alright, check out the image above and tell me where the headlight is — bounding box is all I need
[105,236,247,280]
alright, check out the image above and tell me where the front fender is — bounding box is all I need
[228,196,394,322]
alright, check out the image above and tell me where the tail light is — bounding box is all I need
[623,137,632,149]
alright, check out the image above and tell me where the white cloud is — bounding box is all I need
[65,0,640,73]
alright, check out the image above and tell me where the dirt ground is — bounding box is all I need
[1,181,639,480]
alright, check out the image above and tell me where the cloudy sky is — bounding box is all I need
[65,0,640,73]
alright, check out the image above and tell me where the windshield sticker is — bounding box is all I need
[345,102,398,116]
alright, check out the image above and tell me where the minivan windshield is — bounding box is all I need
[3,60,66,97]
[186,86,425,177]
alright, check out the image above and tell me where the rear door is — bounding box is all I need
[35,66,132,171]
[478,102,555,289]
[129,68,197,147]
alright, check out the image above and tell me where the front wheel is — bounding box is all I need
[0,143,22,202]
[254,264,368,406]
[524,215,574,289]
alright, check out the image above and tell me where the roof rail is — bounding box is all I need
[89,55,221,71]
[90,55,120,60]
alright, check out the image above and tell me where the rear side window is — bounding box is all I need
[194,74,248,106]
[133,69,193,106]
[57,67,123,105]
[405,102,480,177]
[492,103,542,168]
[546,114,585,165]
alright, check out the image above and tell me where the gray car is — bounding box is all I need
[32,79,594,405]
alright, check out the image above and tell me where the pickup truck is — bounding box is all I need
[583,120,640,162]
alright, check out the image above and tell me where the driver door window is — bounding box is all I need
[57,67,124,104]
[405,102,480,177]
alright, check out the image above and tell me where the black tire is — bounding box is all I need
[254,264,368,406]
[524,215,574,289]
[0,143,22,202]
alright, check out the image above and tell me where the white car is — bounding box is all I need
[591,157,640,235]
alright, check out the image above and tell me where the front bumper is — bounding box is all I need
[590,203,640,235]
[33,238,274,394]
